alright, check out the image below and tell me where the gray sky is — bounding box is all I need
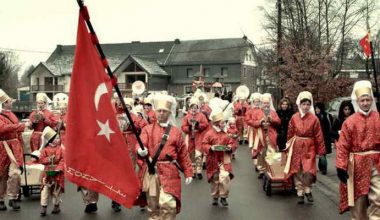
[0,0,271,74]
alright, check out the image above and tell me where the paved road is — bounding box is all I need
[1,142,349,220]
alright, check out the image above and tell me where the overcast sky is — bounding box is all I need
[0,0,272,74]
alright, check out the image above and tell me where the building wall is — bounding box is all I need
[164,63,242,85]
[148,76,169,92]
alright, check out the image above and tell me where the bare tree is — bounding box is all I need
[0,51,20,97]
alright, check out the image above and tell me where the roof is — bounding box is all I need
[35,38,252,76]
[165,38,250,65]
[130,56,169,76]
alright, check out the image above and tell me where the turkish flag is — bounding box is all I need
[65,11,140,207]
[359,33,372,57]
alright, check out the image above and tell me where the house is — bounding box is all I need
[28,37,260,100]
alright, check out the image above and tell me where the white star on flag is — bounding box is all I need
[96,120,115,142]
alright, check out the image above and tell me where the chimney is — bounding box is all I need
[174,39,180,44]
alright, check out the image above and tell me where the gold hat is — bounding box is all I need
[155,99,172,112]
[355,86,372,98]
[261,93,271,102]
[42,126,57,143]
[0,89,11,104]
[211,112,224,123]
[298,91,312,102]
[124,97,134,108]
[250,92,261,101]
[36,93,48,102]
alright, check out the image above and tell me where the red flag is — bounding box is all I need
[359,33,372,57]
[65,12,140,207]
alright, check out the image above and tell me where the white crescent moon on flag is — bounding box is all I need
[94,83,108,111]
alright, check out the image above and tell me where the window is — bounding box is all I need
[221,67,228,76]
[187,68,194,78]
[243,67,247,77]
[185,85,192,94]
[203,68,210,77]
[54,77,58,85]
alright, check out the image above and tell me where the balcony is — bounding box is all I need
[118,83,132,90]
[31,85,64,92]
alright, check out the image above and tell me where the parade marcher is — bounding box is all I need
[285,91,325,204]
[38,127,65,216]
[245,93,261,169]
[233,97,248,144]
[0,89,26,211]
[227,117,239,159]
[336,80,380,219]
[79,187,99,213]
[247,93,280,178]
[144,96,157,124]
[331,100,354,141]
[181,98,208,179]
[276,98,294,151]
[56,98,68,149]
[198,93,212,170]
[136,94,193,220]
[315,102,334,175]
[202,109,237,207]
[123,97,148,170]
[28,93,58,152]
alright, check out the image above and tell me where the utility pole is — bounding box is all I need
[277,0,283,98]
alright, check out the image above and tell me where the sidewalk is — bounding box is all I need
[315,147,341,206]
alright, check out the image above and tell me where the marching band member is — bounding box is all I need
[202,109,236,207]
[285,91,325,204]
[0,89,26,211]
[181,98,208,179]
[336,80,380,219]
[28,93,58,152]
[38,127,65,216]
[247,93,280,178]
[136,93,193,220]
[227,117,239,159]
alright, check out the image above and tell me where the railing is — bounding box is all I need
[31,85,64,92]
[118,83,132,90]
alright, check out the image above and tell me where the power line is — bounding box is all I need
[0,47,51,54]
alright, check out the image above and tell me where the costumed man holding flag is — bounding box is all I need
[247,93,280,178]
[202,108,237,207]
[0,89,27,211]
[136,93,193,220]
[181,97,208,179]
[28,93,58,152]
[336,80,380,219]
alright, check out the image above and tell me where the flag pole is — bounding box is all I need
[76,0,155,174]
[370,41,379,101]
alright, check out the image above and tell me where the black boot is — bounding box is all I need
[84,203,98,213]
[0,201,6,211]
[239,140,243,145]
[212,198,218,206]
[305,193,314,203]
[52,204,61,214]
[197,173,203,180]
[297,196,304,204]
[202,162,207,170]
[111,201,121,212]
[244,140,248,144]
[220,198,229,207]
[8,199,20,210]
[40,206,47,216]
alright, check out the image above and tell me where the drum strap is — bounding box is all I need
[150,124,172,170]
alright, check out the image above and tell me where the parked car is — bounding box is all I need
[325,96,351,119]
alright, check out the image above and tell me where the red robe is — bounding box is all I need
[181,112,209,153]
[246,109,280,158]
[233,101,246,135]
[29,109,58,152]
[286,112,325,177]
[58,113,67,146]
[39,145,65,191]
[136,123,193,213]
[145,109,157,125]
[201,127,237,181]
[244,107,260,148]
[0,110,25,177]
[227,125,239,148]
[125,112,148,155]
[336,111,380,213]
